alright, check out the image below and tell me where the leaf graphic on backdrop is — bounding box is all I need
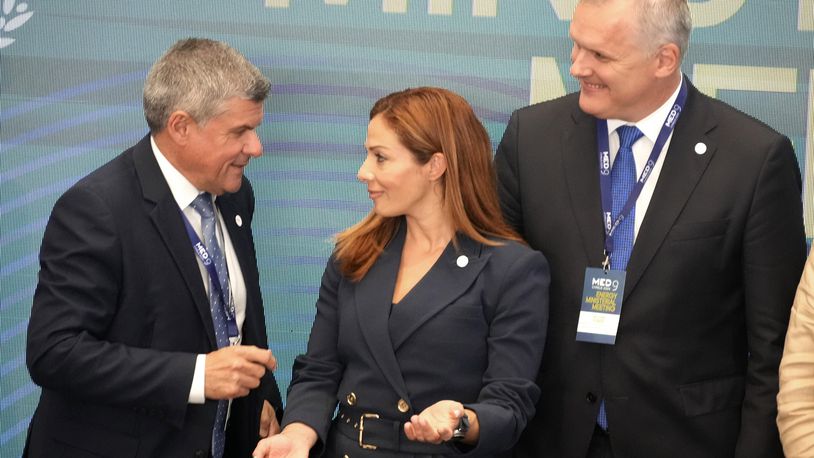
[0,36,15,47]
[4,11,32,32]
[0,16,5,29]
[2,0,14,16]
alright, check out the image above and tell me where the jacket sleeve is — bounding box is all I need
[462,247,550,455]
[494,110,525,235]
[26,184,196,428]
[736,134,807,457]
[777,251,814,456]
[280,256,345,454]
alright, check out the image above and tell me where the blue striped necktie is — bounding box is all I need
[597,125,643,431]
[190,192,230,458]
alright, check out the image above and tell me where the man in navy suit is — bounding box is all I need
[496,1,807,456]
[25,38,282,457]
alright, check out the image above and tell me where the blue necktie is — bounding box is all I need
[597,125,643,431]
[190,192,230,458]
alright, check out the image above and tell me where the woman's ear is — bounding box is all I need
[427,152,447,181]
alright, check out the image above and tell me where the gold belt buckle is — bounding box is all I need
[358,413,380,450]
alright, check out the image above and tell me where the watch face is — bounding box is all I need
[452,413,470,440]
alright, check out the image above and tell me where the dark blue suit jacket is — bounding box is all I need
[497,81,807,458]
[282,221,550,456]
[25,134,282,457]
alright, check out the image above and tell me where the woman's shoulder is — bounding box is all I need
[480,237,546,267]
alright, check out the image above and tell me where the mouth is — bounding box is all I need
[367,190,383,199]
[580,80,606,91]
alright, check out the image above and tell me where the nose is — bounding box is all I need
[569,44,589,79]
[244,131,263,158]
[357,157,374,183]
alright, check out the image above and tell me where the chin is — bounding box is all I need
[578,97,607,119]
[222,180,244,194]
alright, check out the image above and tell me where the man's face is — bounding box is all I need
[180,97,264,195]
[569,0,662,121]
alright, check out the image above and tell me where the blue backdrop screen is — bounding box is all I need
[1,1,812,453]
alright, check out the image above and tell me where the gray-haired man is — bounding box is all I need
[25,38,282,458]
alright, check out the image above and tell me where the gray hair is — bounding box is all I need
[637,0,692,60]
[579,0,692,61]
[143,38,270,133]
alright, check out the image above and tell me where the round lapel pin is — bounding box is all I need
[235,215,243,227]
[456,255,469,268]
[694,142,707,155]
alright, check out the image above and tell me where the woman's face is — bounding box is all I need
[357,115,439,219]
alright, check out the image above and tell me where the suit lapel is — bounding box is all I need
[389,235,489,350]
[217,193,261,345]
[354,223,410,400]
[563,105,606,267]
[133,136,217,349]
[625,83,717,296]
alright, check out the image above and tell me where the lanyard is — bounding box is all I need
[597,78,688,270]
[180,210,239,339]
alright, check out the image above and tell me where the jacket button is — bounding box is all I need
[397,399,409,413]
[586,392,597,403]
[194,450,206,457]
[346,392,357,406]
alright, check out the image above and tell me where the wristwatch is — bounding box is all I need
[451,412,470,441]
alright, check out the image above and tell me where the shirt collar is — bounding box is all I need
[607,74,684,143]
[150,136,210,209]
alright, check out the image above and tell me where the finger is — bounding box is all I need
[437,425,453,442]
[422,417,443,444]
[408,416,426,442]
[403,422,417,441]
[252,438,270,457]
[416,416,438,443]
[269,415,282,435]
[237,347,277,370]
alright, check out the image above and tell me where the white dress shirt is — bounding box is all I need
[151,137,247,404]
[606,75,683,240]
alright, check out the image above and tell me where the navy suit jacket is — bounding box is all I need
[25,134,282,457]
[496,81,807,457]
[282,222,550,456]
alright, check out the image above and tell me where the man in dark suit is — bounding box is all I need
[25,38,283,458]
[495,0,807,457]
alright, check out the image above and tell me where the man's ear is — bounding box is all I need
[654,42,681,78]
[428,152,447,181]
[165,110,195,146]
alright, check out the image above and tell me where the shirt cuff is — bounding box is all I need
[188,353,207,404]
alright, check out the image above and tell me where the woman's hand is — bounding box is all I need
[252,423,317,458]
[403,400,469,444]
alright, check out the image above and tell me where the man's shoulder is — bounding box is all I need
[58,139,147,209]
[512,91,581,121]
[687,86,786,141]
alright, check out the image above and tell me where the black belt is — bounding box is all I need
[334,406,455,455]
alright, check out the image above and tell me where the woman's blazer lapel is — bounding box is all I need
[353,224,491,399]
[389,235,489,351]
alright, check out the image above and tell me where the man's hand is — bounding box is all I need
[260,400,281,438]
[253,423,316,458]
[205,345,276,400]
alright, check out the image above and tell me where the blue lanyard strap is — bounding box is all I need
[180,210,239,339]
[597,78,688,270]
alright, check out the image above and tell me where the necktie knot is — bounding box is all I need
[191,192,214,219]
[616,125,643,151]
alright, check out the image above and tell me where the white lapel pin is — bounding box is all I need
[694,142,707,155]
[235,215,243,227]
[456,255,469,268]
